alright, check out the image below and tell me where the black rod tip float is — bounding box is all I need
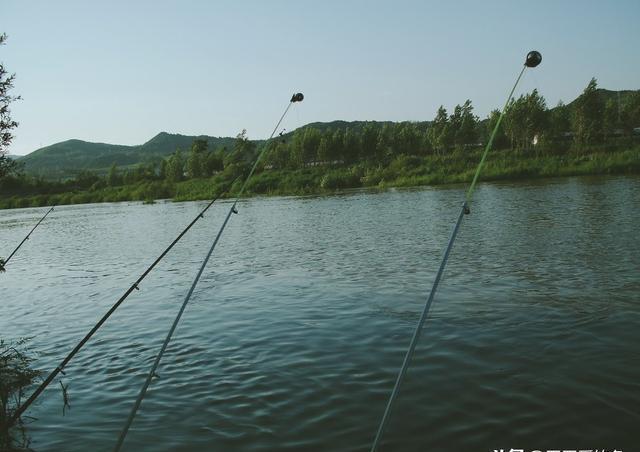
[370,51,541,452]
[525,50,542,68]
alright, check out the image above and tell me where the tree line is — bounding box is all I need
[139,77,639,181]
[1,78,639,207]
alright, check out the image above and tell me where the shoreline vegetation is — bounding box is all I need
[1,146,639,210]
[2,78,640,210]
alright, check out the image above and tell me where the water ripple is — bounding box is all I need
[1,176,639,451]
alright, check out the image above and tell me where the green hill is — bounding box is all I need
[565,88,638,110]
[296,120,407,133]
[19,132,237,178]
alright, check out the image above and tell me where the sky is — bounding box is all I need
[2,0,639,156]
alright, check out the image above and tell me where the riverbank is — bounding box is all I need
[1,147,639,209]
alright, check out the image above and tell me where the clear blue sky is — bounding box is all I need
[3,0,639,155]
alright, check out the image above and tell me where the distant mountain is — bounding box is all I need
[138,132,237,158]
[19,132,237,178]
[296,120,413,133]
[565,88,637,110]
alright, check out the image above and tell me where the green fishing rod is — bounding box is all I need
[114,92,304,451]
[10,179,239,424]
[370,51,542,452]
[1,204,55,272]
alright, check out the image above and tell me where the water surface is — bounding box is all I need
[1,176,639,451]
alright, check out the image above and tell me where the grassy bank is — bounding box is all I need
[1,147,639,209]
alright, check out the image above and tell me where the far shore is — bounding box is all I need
[1,146,639,210]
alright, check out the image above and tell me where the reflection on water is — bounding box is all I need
[1,176,639,451]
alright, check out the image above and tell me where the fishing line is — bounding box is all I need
[11,179,238,423]
[370,51,541,452]
[114,92,304,451]
[0,205,55,272]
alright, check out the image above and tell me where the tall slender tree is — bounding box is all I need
[572,78,604,147]
[427,106,452,154]
[0,33,21,179]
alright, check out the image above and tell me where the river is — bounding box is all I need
[1,176,639,451]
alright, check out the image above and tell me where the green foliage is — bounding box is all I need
[18,132,238,178]
[503,89,548,150]
[224,130,256,167]
[106,163,120,186]
[1,338,41,450]
[603,98,618,136]
[1,33,21,179]
[572,78,604,147]
[427,106,453,154]
[622,91,640,134]
[320,168,361,190]
[185,139,207,178]
[547,101,571,142]
[165,149,185,182]
[453,100,478,147]
[485,109,509,149]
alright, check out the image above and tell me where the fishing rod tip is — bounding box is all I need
[525,50,542,68]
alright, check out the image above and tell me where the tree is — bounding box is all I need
[503,89,548,150]
[376,124,394,163]
[572,78,604,147]
[427,106,453,154]
[107,163,120,186]
[0,33,21,179]
[263,141,291,170]
[204,149,224,175]
[548,100,571,141]
[165,149,185,182]
[317,137,330,163]
[159,158,167,180]
[342,128,360,164]
[186,139,208,178]
[301,127,321,165]
[454,100,478,147]
[288,130,304,167]
[622,91,640,135]
[602,98,618,137]
[397,123,421,155]
[330,129,345,164]
[360,123,379,161]
[224,130,255,167]
[485,109,509,149]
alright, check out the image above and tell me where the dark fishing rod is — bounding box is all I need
[10,178,238,424]
[0,205,55,272]
[114,92,304,452]
[370,51,542,452]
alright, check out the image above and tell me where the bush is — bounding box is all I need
[320,169,361,190]
[0,338,41,450]
[245,171,282,194]
[360,167,384,186]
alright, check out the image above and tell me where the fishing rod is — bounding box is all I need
[0,204,55,272]
[370,51,542,452]
[114,92,305,451]
[10,179,239,424]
